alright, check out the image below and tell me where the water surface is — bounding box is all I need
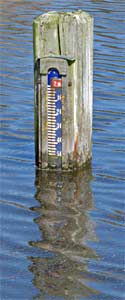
[0,1,125,299]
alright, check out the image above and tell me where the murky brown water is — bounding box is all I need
[1,1,125,299]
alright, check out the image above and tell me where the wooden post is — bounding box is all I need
[33,11,93,170]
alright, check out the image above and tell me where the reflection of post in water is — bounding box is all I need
[29,169,97,299]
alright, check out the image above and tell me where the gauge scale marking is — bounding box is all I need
[48,69,62,157]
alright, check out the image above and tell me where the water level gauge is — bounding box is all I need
[48,68,62,158]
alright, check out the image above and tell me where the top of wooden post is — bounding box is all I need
[33,10,93,61]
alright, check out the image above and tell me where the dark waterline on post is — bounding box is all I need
[0,1,125,300]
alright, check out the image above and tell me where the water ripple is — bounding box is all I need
[1,1,125,299]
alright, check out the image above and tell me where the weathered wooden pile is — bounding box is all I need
[33,11,93,170]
